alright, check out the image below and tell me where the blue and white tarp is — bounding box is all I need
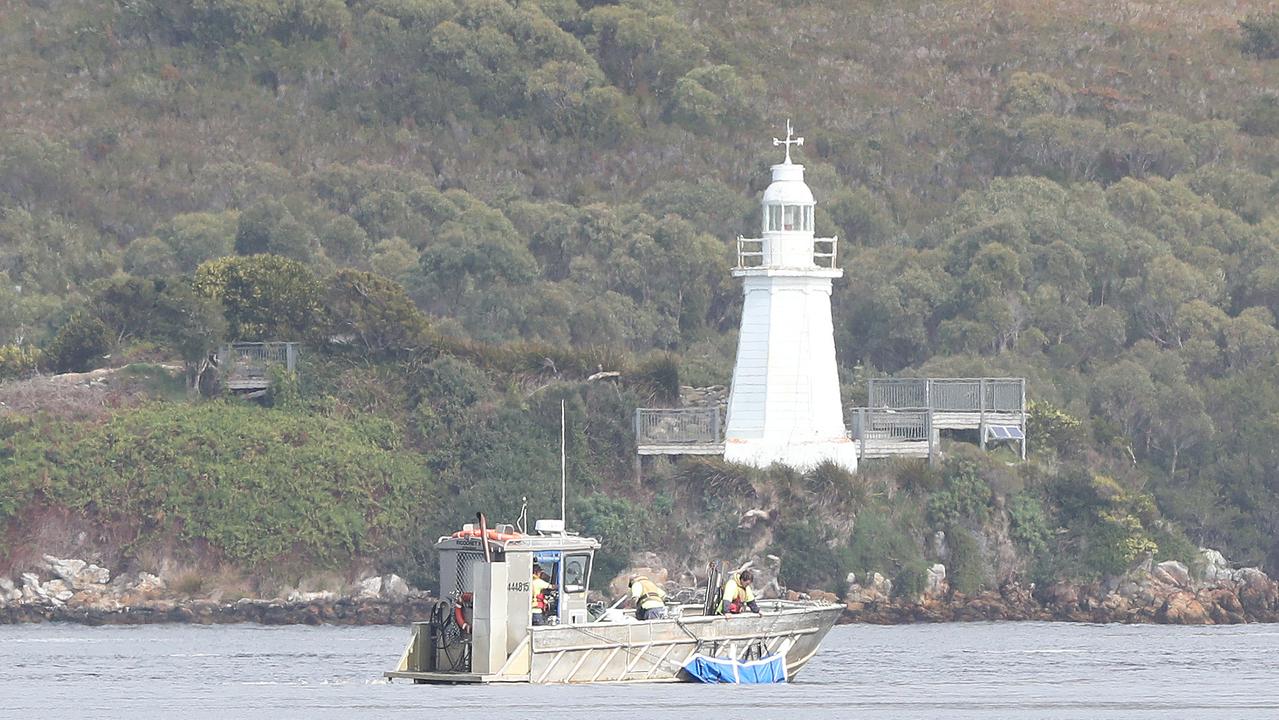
[681,653,788,684]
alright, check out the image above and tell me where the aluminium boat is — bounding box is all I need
[384,518,841,684]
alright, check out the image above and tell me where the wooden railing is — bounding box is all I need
[736,236,765,269]
[634,408,722,447]
[218,342,299,390]
[868,378,1025,413]
[813,237,837,269]
[863,377,1026,459]
[848,407,935,463]
[734,236,840,269]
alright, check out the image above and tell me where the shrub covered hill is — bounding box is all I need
[6,0,1279,602]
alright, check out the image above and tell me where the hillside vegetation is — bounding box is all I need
[5,0,1279,592]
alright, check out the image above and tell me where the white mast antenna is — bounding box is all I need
[560,399,567,524]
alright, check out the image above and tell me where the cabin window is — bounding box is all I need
[804,205,813,231]
[563,554,590,593]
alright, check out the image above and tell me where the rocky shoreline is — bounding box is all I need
[0,555,438,626]
[5,550,1279,627]
[831,549,1279,625]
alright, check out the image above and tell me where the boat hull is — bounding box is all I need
[386,600,842,684]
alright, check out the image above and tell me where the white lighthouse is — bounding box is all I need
[723,122,858,472]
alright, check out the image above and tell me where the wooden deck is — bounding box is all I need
[633,378,1027,464]
[216,342,299,394]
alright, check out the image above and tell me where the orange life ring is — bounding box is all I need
[451,528,523,542]
[454,592,473,632]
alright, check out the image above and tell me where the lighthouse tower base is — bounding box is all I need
[724,436,858,473]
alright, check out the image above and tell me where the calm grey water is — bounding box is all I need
[2,622,1277,719]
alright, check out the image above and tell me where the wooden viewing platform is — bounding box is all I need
[850,377,1027,462]
[216,342,299,395]
[634,377,1026,465]
[634,407,724,455]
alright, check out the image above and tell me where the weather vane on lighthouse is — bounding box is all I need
[772,119,804,164]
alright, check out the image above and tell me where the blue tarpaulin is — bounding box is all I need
[681,653,787,684]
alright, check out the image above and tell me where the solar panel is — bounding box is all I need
[985,425,1024,440]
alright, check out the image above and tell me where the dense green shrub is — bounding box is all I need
[0,344,41,380]
[893,561,929,600]
[1241,13,1279,59]
[1007,493,1052,556]
[0,403,435,567]
[927,456,993,528]
[574,493,646,591]
[842,503,924,590]
[1026,400,1084,455]
[947,527,986,594]
[773,519,842,593]
[43,312,111,373]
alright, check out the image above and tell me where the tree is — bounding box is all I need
[160,212,238,272]
[586,0,706,96]
[325,269,428,355]
[123,237,180,277]
[1241,13,1279,59]
[150,282,229,391]
[43,312,111,373]
[999,72,1075,117]
[234,200,317,263]
[668,65,759,133]
[193,255,322,340]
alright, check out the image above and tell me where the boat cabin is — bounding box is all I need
[428,519,600,675]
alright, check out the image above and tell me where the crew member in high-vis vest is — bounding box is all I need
[717,569,760,615]
[628,575,668,620]
[531,564,553,626]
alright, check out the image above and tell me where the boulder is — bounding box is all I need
[20,573,45,603]
[356,576,383,599]
[1100,593,1132,619]
[288,590,337,603]
[925,564,948,598]
[43,555,111,589]
[1045,581,1078,610]
[1200,548,1233,585]
[807,589,839,604]
[1152,561,1191,589]
[738,508,772,529]
[0,577,19,603]
[1202,588,1245,625]
[1161,590,1211,625]
[37,579,73,605]
[68,586,122,612]
[931,531,948,559]
[380,574,411,601]
[869,572,893,598]
[1234,568,1277,616]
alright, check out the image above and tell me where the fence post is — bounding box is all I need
[927,411,936,467]
[858,408,866,463]
[1020,379,1028,460]
[978,378,987,451]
